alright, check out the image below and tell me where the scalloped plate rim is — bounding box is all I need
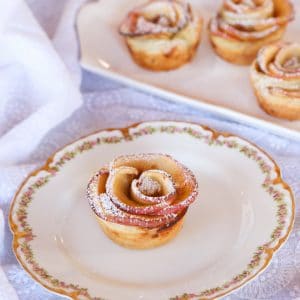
[9,121,295,300]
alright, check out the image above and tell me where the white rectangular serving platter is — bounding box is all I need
[77,0,300,140]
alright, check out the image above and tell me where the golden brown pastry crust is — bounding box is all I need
[119,0,203,71]
[209,26,285,65]
[250,42,300,120]
[96,210,185,249]
[208,0,294,65]
[252,88,300,120]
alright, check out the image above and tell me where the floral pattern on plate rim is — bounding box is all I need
[9,123,294,300]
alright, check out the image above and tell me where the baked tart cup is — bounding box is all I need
[208,0,294,65]
[250,42,300,120]
[87,153,198,249]
[119,0,203,71]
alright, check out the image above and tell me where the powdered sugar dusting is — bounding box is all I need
[87,153,198,228]
[119,0,194,37]
[283,56,300,70]
[210,0,293,41]
[251,42,300,100]
[138,176,161,196]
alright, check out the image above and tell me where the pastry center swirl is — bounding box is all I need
[283,56,300,69]
[138,176,162,197]
[129,169,176,205]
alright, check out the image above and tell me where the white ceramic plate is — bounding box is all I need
[77,0,300,140]
[10,121,294,300]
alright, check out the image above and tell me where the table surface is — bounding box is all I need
[1,0,300,299]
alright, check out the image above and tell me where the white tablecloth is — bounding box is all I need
[0,1,299,299]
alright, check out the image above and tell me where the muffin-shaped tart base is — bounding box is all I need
[209,26,286,65]
[97,210,186,249]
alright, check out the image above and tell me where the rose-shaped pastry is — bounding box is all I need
[250,42,300,120]
[119,0,203,71]
[208,0,294,65]
[87,153,198,249]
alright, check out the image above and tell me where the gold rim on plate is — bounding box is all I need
[9,121,295,300]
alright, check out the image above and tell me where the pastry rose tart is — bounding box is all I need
[250,42,300,120]
[119,0,203,71]
[87,153,198,249]
[208,0,294,65]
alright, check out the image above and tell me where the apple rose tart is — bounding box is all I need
[250,42,300,120]
[87,153,198,249]
[119,0,203,71]
[209,0,294,65]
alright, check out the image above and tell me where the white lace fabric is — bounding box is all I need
[0,1,299,300]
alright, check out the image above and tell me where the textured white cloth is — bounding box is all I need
[0,210,18,300]
[0,0,82,299]
[0,0,299,300]
[0,0,82,165]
